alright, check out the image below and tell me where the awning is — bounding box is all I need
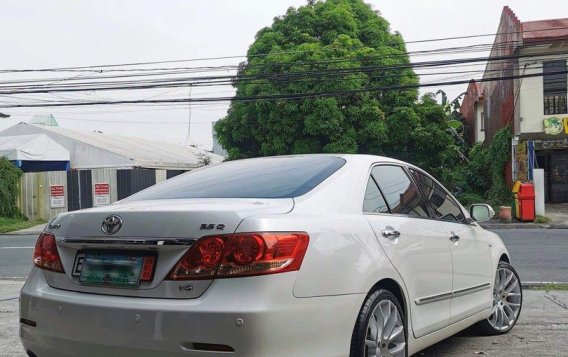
[0,134,70,171]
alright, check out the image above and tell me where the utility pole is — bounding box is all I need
[184,85,194,148]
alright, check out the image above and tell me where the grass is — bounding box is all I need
[534,215,552,224]
[0,217,47,233]
[525,283,568,291]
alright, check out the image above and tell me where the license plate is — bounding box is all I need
[78,252,145,287]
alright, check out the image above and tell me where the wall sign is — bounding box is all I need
[93,183,111,206]
[543,117,564,135]
[534,138,568,150]
[49,185,66,208]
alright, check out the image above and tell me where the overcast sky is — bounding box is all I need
[1,0,567,150]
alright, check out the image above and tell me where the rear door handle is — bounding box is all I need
[449,232,460,242]
[381,227,400,239]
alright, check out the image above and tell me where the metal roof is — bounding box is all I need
[0,123,223,169]
[522,18,568,42]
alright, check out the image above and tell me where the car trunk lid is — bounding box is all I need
[43,198,293,298]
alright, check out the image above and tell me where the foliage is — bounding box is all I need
[455,126,512,207]
[486,126,512,205]
[215,0,463,177]
[454,192,485,207]
[534,215,551,224]
[0,217,46,233]
[196,153,212,167]
[0,157,23,218]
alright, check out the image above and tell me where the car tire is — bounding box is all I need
[350,289,407,357]
[475,262,523,335]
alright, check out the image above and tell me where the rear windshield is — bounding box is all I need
[124,156,345,200]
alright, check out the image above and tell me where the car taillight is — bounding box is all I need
[33,232,65,273]
[166,232,309,280]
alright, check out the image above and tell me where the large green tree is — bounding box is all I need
[215,0,462,182]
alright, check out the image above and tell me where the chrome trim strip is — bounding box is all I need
[61,238,196,246]
[415,282,491,306]
[415,291,453,306]
[453,282,491,298]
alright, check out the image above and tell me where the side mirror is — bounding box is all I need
[469,204,495,223]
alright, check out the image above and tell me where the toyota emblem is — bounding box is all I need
[101,215,123,235]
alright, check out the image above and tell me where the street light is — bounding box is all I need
[0,112,10,118]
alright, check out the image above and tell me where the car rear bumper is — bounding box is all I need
[20,267,364,357]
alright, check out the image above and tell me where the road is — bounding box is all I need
[492,229,568,283]
[1,229,567,281]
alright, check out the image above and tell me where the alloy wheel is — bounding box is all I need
[364,299,406,357]
[488,266,522,332]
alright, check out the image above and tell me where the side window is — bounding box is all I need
[363,177,389,214]
[410,169,465,223]
[371,165,429,218]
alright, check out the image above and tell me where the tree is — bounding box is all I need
[0,157,23,218]
[215,0,463,183]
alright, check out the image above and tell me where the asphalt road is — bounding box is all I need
[493,229,568,283]
[1,229,567,281]
[0,234,36,279]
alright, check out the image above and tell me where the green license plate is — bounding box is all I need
[79,252,144,287]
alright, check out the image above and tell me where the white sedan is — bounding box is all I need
[20,154,522,357]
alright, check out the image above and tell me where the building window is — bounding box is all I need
[480,111,485,131]
[543,60,568,115]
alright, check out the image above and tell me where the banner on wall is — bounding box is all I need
[515,141,528,181]
[93,183,110,206]
[49,185,65,208]
[543,117,568,135]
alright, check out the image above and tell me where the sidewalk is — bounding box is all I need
[481,203,568,230]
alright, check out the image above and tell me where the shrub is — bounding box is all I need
[0,157,23,218]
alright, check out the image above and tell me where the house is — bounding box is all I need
[460,6,568,203]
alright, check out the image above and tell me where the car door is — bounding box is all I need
[410,169,493,323]
[364,164,454,338]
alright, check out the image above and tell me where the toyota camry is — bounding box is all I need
[20,154,522,357]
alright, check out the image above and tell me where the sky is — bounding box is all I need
[1,0,567,150]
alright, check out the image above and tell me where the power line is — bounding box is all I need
[2,68,566,109]
[1,49,565,96]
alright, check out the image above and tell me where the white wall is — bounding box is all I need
[475,103,485,143]
[519,51,568,134]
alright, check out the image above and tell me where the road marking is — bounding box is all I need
[0,247,34,249]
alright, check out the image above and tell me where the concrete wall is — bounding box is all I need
[519,52,568,134]
[475,103,486,143]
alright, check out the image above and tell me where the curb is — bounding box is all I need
[480,223,568,230]
[0,231,43,236]
[521,281,568,289]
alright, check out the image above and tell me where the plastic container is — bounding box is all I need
[517,183,535,222]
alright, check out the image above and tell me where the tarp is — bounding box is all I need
[0,134,70,161]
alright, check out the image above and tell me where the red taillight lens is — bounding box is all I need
[33,232,65,273]
[166,232,309,280]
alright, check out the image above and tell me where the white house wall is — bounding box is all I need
[518,50,568,134]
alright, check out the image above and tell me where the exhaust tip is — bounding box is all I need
[20,318,37,327]
[182,342,235,352]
